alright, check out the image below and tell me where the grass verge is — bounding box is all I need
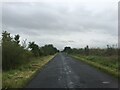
[0,72,2,89]
[2,54,56,89]
[70,55,119,78]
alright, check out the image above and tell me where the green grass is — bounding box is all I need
[71,54,119,78]
[0,72,2,89]
[2,55,56,89]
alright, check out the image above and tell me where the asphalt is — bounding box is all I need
[26,53,118,88]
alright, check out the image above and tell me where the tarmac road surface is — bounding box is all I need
[26,53,118,88]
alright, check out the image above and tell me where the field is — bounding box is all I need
[2,55,55,88]
[71,54,119,78]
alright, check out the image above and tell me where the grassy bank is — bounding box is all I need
[71,54,119,78]
[2,55,56,88]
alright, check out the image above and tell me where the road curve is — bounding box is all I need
[26,53,118,88]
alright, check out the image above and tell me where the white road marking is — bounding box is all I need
[102,81,110,84]
[69,70,71,73]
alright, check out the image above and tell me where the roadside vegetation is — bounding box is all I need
[1,30,119,88]
[0,45,2,88]
[2,31,58,88]
[63,45,119,78]
[2,55,55,88]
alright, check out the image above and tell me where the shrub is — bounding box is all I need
[2,31,32,70]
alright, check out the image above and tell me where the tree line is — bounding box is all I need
[2,31,59,70]
[63,45,118,56]
[1,31,119,70]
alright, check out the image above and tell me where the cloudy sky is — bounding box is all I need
[2,0,118,50]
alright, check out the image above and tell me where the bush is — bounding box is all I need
[2,31,33,70]
[2,31,58,71]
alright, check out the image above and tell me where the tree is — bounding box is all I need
[2,31,12,42]
[2,31,33,70]
[63,46,72,53]
[28,42,40,56]
[14,34,20,44]
[84,45,89,55]
[106,45,114,56]
[41,44,58,55]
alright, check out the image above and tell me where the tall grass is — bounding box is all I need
[2,55,55,88]
[71,54,119,78]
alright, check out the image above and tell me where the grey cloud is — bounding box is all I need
[2,2,118,50]
[3,2,117,33]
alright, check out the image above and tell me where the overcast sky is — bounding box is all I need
[2,0,118,50]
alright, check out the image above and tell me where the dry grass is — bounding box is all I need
[2,55,56,88]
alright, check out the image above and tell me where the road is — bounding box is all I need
[26,53,118,88]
